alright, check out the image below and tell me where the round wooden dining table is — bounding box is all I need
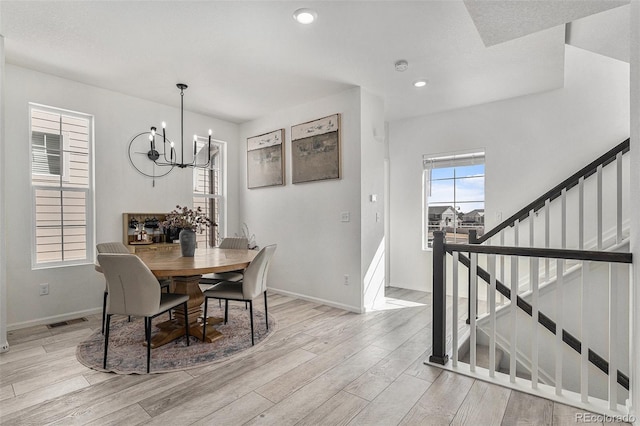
[136,247,257,347]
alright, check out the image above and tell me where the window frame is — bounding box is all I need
[422,149,485,251]
[29,103,95,269]
[193,136,227,248]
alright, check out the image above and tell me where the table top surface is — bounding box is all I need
[135,247,257,277]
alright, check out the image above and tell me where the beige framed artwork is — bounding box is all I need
[291,114,341,184]
[247,129,285,189]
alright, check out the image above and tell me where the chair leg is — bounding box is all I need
[249,300,254,346]
[184,302,190,346]
[146,317,152,374]
[101,291,108,335]
[202,297,209,339]
[164,284,173,320]
[103,314,111,369]
[224,300,229,324]
[264,290,268,330]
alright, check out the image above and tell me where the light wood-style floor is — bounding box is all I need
[0,287,621,425]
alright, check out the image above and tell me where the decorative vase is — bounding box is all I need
[179,229,196,257]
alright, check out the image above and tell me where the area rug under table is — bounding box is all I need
[77,304,276,374]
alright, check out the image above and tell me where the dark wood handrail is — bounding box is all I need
[477,139,630,244]
[446,243,632,264]
[448,249,629,390]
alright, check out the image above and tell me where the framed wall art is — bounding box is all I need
[291,114,341,184]
[247,129,285,189]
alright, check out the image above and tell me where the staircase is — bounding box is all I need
[428,139,633,417]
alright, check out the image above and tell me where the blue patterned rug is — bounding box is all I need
[76,303,276,374]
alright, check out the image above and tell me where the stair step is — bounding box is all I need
[459,345,504,371]
[498,367,532,381]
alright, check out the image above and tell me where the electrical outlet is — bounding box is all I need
[39,283,49,296]
[341,212,350,222]
[344,275,349,285]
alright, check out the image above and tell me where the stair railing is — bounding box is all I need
[476,138,629,250]
[458,139,630,325]
[429,231,632,413]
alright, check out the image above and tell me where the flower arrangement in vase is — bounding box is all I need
[163,205,213,256]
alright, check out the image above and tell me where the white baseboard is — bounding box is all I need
[7,307,102,331]
[268,287,362,314]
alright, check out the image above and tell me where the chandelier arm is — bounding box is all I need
[135,83,212,171]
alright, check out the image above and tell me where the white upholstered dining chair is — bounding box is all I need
[199,237,249,287]
[98,253,190,373]
[202,244,276,346]
[96,242,171,334]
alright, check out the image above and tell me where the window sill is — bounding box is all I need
[32,260,94,271]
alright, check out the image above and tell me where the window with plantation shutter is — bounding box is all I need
[193,137,225,248]
[30,104,94,267]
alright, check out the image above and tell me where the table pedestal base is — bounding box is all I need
[149,275,225,348]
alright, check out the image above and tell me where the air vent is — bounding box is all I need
[47,317,88,328]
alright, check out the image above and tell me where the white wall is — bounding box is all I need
[629,0,639,421]
[388,45,630,292]
[239,88,364,312]
[360,89,387,310]
[0,34,8,351]
[4,65,240,329]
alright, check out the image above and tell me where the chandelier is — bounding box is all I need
[148,83,212,169]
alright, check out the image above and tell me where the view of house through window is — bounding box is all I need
[30,105,93,266]
[193,137,224,248]
[423,150,485,249]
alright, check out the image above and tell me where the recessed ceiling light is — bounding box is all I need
[414,80,428,88]
[293,8,317,24]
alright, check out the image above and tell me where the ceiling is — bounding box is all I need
[0,1,629,124]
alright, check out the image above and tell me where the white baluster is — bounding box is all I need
[499,233,505,306]
[488,255,496,377]
[597,165,603,250]
[561,188,567,250]
[581,261,590,403]
[510,255,518,383]
[531,257,539,389]
[616,152,623,244]
[608,263,618,410]
[579,177,584,250]
[555,259,564,396]
[529,209,534,247]
[452,252,459,368]
[529,209,534,294]
[485,261,490,316]
[470,253,477,372]
[545,199,550,283]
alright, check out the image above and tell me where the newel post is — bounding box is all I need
[429,231,449,365]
